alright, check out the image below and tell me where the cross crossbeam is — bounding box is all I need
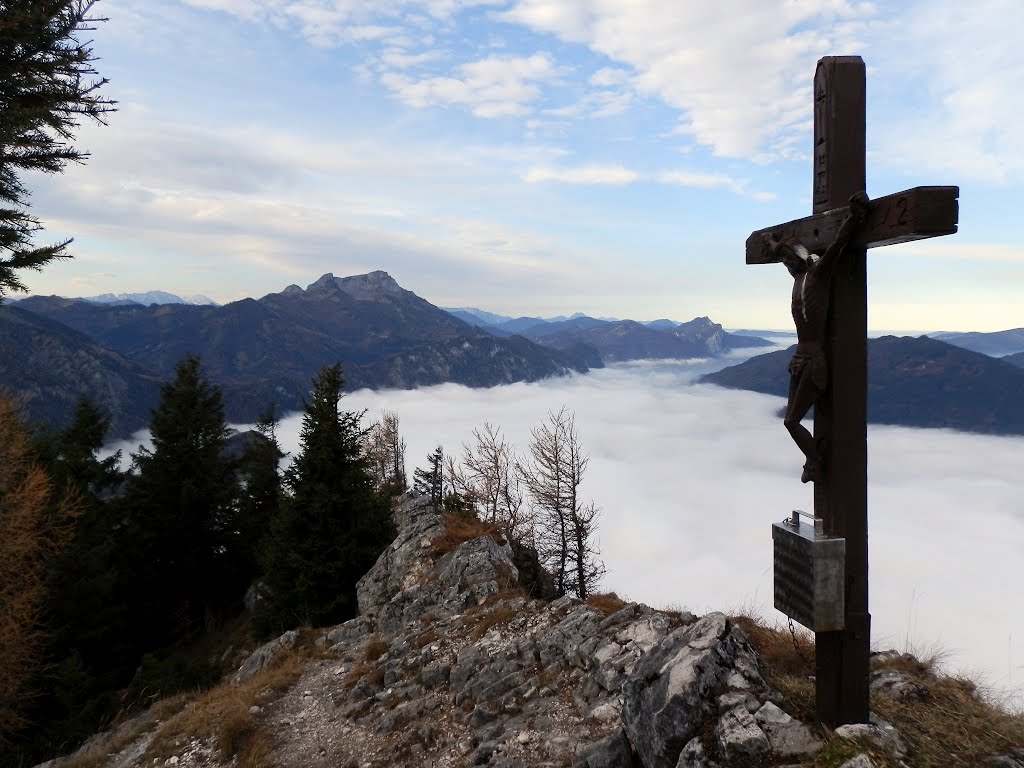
[746,186,959,265]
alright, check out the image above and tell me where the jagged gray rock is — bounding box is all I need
[870,668,928,702]
[621,612,764,768]
[571,729,638,768]
[37,495,839,768]
[754,701,823,757]
[715,705,770,761]
[232,629,298,683]
[834,715,909,758]
[674,737,718,767]
[357,492,520,634]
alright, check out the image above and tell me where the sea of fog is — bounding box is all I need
[106,344,1024,707]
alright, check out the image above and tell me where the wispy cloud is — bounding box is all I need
[499,0,877,159]
[525,164,776,200]
[380,53,559,117]
[524,164,640,185]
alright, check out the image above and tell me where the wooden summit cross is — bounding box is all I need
[747,57,958,726]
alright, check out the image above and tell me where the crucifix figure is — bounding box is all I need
[768,191,870,483]
[747,56,958,727]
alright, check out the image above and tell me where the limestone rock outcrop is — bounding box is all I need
[39,491,854,768]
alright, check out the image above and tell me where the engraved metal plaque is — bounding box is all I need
[773,512,845,632]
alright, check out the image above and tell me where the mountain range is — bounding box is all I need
[6,272,608,435]
[11,289,219,307]
[443,308,772,362]
[929,327,1024,357]
[5,271,1021,439]
[700,335,1024,435]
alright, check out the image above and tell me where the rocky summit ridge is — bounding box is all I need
[39,494,1023,768]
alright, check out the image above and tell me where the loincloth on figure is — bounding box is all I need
[788,349,828,392]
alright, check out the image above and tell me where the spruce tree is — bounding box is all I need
[119,356,241,646]
[236,406,284,584]
[414,445,444,505]
[255,364,394,636]
[24,399,128,760]
[0,1,115,298]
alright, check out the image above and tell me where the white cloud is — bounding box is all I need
[499,0,877,159]
[869,1,1024,184]
[379,48,445,69]
[589,67,631,87]
[525,164,776,201]
[657,170,743,192]
[524,164,640,185]
[381,53,558,117]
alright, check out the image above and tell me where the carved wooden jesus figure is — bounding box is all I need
[767,191,870,483]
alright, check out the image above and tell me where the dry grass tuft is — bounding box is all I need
[430,513,503,559]
[730,614,814,677]
[469,603,517,640]
[731,612,1024,767]
[413,629,439,649]
[729,614,814,722]
[872,648,943,678]
[871,673,1024,766]
[362,636,389,662]
[586,592,628,616]
[142,645,303,765]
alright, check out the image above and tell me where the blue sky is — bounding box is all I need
[24,0,1024,331]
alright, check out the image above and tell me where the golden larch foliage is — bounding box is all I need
[0,396,79,742]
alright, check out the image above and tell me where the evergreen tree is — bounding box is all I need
[0,1,115,299]
[255,364,394,636]
[414,445,444,506]
[237,406,285,585]
[119,356,241,647]
[23,399,129,760]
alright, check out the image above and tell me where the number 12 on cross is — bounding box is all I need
[748,56,959,727]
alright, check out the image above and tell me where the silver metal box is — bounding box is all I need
[772,512,845,632]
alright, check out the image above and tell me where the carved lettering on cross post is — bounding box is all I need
[747,56,959,727]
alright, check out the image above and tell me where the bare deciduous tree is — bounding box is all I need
[363,410,407,495]
[450,422,530,543]
[519,407,604,599]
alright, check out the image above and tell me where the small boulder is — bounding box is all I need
[675,737,717,767]
[233,629,298,683]
[715,705,770,761]
[572,729,639,768]
[870,668,928,702]
[622,613,757,768]
[834,715,909,758]
[754,701,823,757]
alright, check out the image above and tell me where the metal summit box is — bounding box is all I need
[773,512,845,632]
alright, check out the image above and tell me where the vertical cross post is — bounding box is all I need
[747,55,958,729]
[812,56,870,727]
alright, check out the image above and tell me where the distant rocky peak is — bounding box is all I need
[334,270,404,301]
[306,273,338,293]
